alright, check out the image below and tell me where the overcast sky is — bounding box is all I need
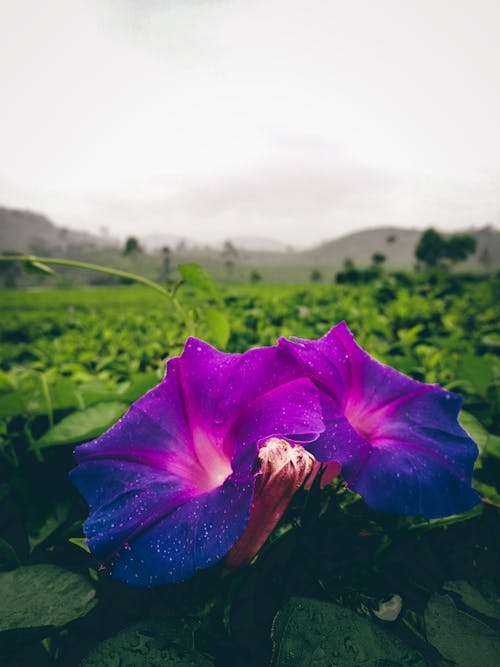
[1,0,499,246]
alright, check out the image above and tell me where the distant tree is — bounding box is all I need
[416,228,476,267]
[310,268,323,283]
[479,247,492,272]
[386,234,397,244]
[249,270,262,284]
[371,252,386,266]
[445,234,476,264]
[222,240,239,276]
[160,246,172,282]
[123,236,142,256]
[335,258,362,284]
[222,240,239,260]
[415,229,446,267]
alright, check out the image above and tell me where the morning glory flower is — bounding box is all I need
[278,322,481,519]
[70,338,324,587]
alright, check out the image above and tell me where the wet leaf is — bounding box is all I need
[443,580,500,620]
[271,597,425,666]
[80,618,214,667]
[0,565,97,651]
[424,593,500,667]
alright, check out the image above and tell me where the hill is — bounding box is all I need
[300,227,420,267]
[0,207,118,254]
[1,205,498,284]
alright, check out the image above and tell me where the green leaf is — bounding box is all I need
[69,537,90,553]
[473,480,500,505]
[178,262,220,300]
[443,580,500,620]
[80,618,214,667]
[205,309,230,349]
[0,389,26,418]
[0,564,97,652]
[33,401,128,449]
[424,593,500,667]
[119,372,160,402]
[27,500,70,552]
[484,433,500,459]
[460,411,500,460]
[0,378,82,418]
[0,539,20,571]
[459,353,494,397]
[0,371,15,395]
[459,411,490,451]
[271,597,425,666]
[23,259,56,276]
[405,504,483,533]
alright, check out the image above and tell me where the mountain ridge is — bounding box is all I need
[1,206,498,275]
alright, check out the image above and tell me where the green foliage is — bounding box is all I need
[424,593,500,666]
[416,229,477,267]
[22,258,56,276]
[335,256,389,285]
[178,262,221,301]
[0,271,498,665]
[446,234,477,263]
[249,269,262,284]
[0,565,97,651]
[310,268,323,282]
[415,229,446,267]
[371,251,386,265]
[122,236,142,256]
[80,618,213,667]
[34,401,128,449]
[204,309,231,349]
[271,597,425,666]
[0,539,20,571]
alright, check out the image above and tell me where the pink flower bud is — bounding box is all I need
[225,438,316,568]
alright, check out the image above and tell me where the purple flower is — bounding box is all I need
[70,338,324,587]
[279,322,481,519]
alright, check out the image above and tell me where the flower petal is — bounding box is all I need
[279,322,480,518]
[71,337,327,585]
[227,377,325,473]
[108,475,255,587]
[75,465,255,587]
[70,459,195,566]
[178,339,324,469]
[74,357,191,465]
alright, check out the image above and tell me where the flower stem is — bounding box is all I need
[0,255,169,297]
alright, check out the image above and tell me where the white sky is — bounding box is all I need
[1,0,499,246]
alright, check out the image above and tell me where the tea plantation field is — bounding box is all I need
[1,273,499,665]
